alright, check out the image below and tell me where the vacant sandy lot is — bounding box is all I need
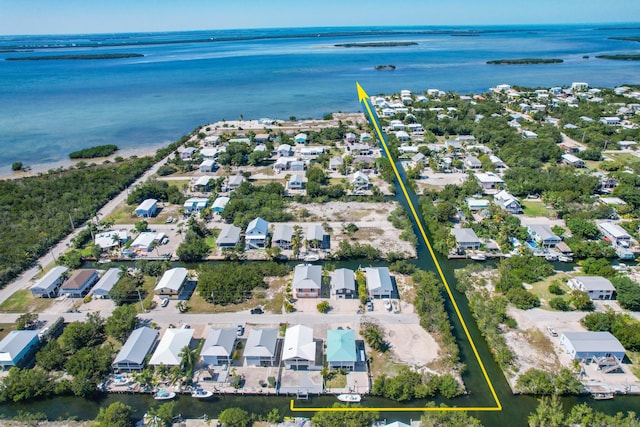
[386,322,439,370]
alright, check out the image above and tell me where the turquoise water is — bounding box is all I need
[1,24,639,168]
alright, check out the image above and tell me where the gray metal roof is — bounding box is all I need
[201,328,236,358]
[113,327,159,366]
[246,217,269,236]
[154,268,187,292]
[331,268,355,291]
[217,224,241,246]
[365,267,393,293]
[30,266,68,292]
[573,276,616,292]
[273,223,293,243]
[562,331,625,353]
[91,268,122,296]
[244,328,278,358]
[293,264,322,290]
[0,331,39,363]
[528,224,561,242]
[451,228,481,244]
[307,225,325,242]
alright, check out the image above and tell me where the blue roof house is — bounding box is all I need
[0,331,40,370]
[327,329,357,370]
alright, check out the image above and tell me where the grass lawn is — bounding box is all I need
[138,276,160,313]
[326,373,348,388]
[521,200,554,218]
[369,349,404,379]
[0,289,53,313]
[584,160,601,170]
[105,202,136,225]
[204,236,216,249]
[0,324,16,341]
[606,152,639,163]
[188,277,286,314]
[527,272,572,308]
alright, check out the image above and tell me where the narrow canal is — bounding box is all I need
[1,164,638,426]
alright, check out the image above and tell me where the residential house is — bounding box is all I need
[522,130,538,139]
[598,222,631,246]
[94,230,128,250]
[560,331,625,361]
[31,266,68,298]
[345,132,356,144]
[390,119,405,130]
[365,267,393,299]
[254,133,270,143]
[466,198,490,212]
[293,264,322,298]
[395,131,410,142]
[183,197,209,213]
[398,145,419,154]
[201,328,236,366]
[193,176,213,191]
[288,174,305,190]
[199,159,216,173]
[494,190,522,214]
[254,143,267,153]
[329,156,344,172]
[60,269,99,298]
[352,156,376,171]
[568,276,616,300]
[571,82,589,91]
[306,224,326,249]
[272,224,294,250]
[301,146,324,157]
[276,144,293,156]
[179,147,197,160]
[282,325,322,370]
[212,196,230,214]
[245,217,269,249]
[0,331,39,370]
[360,133,372,143]
[130,232,160,252]
[561,154,585,168]
[351,171,370,191]
[200,148,222,159]
[326,329,357,370]
[451,228,482,250]
[227,175,245,190]
[527,224,561,248]
[149,328,194,366]
[294,133,308,144]
[91,268,122,298]
[216,224,241,248]
[411,152,426,168]
[135,199,158,218]
[464,156,482,170]
[274,157,296,172]
[600,116,621,125]
[474,172,504,193]
[154,267,188,296]
[445,140,462,154]
[331,268,356,299]
[244,328,278,366]
[489,155,505,169]
[113,327,159,372]
[347,143,372,155]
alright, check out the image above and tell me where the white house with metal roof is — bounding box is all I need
[30,266,68,298]
[154,267,188,296]
[331,268,355,299]
[193,175,213,191]
[199,159,216,173]
[282,325,321,370]
[149,328,194,366]
[201,328,237,366]
[130,232,161,252]
[451,228,482,250]
[272,223,294,250]
[94,230,128,250]
[598,222,631,246]
[227,175,245,190]
[365,267,393,298]
[326,329,357,370]
[0,331,39,370]
[183,197,209,213]
[216,224,241,248]
[560,331,625,361]
[527,224,561,248]
[293,264,322,298]
[91,268,122,298]
[244,328,279,366]
[135,199,158,218]
[245,217,269,249]
[306,224,325,248]
[113,326,159,372]
[568,276,616,300]
[212,196,230,213]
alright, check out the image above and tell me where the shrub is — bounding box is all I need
[317,301,331,313]
[548,282,564,295]
[549,297,571,311]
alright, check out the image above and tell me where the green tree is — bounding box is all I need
[316,301,331,313]
[11,162,23,171]
[566,218,600,239]
[15,312,38,330]
[218,407,251,427]
[94,401,135,427]
[420,403,483,427]
[361,323,388,352]
[570,290,594,311]
[528,395,565,427]
[35,339,66,371]
[105,304,139,342]
[58,312,105,354]
[108,275,140,306]
[311,403,379,427]
[134,220,149,233]
[612,276,640,311]
[148,402,176,427]
[179,345,198,375]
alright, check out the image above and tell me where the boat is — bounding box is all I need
[153,389,176,400]
[191,388,213,399]
[112,375,131,386]
[337,394,362,403]
[557,255,573,263]
[545,254,558,261]
[303,254,320,262]
[592,392,614,400]
[383,298,392,311]
[469,253,486,261]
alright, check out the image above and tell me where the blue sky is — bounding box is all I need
[1,0,639,35]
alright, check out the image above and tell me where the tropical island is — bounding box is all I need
[334,41,418,48]
[596,54,640,61]
[5,53,144,61]
[69,144,119,159]
[374,64,396,70]
[487,58,563,65]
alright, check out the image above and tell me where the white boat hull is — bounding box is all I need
[337,394,362,403]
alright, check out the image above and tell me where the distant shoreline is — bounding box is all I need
[6,53,144,61]
[487,58,563,65]
[596,54,640,61]
[335,41,418,48]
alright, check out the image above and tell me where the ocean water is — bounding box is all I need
[0,24,639,169]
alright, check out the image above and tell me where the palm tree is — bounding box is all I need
[179,346,198,376]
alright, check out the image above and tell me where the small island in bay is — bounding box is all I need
[6,53,144,61]
[487,58,563,65]
[375,64,396,70]
[596,54,640,61]
[335,41,417,48]
[69,144,119,159]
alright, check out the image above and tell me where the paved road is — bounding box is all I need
[0,153,172,306]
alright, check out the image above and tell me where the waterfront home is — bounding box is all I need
[360,133,372,143]
[199,159,216,173]
[149,328,194,366]
[561,153,585,168]
[474,172,504,193]
[282,325,322,370]
[180,147,197,160]
[466,198,490,212]
[331,268,356,299]
[94,230,128,250]
[183,197,209,213]
[464,156,482,170]
[326,329,357,370]
[227,175,245,191]
[193,176,213,191]
[0,331,39,370]
[60,269,99,298]
[200,147,222,159]
[245,217,269,249]
[30,266,68,298]
[451,228,482,250]
[212,196,230,214]
[365,267,393,299]
[571,82,589,91]
[276,144,293,156]
[293,264,322,298]
[113,326,159,372]
[411,152,426,168]
[351,171,370,191]
[395,131,410,142]
[494,190,522,214]
[300,146,324,157]
[352,156,376,171]
[598,222,631,246]
[345,132,356,144]
[288,174,305,190]
[216,224,241,248]
[244,328,279,367]
[272,223,294,250]
[329,156,344,172]
[90,268,122,299]
[560,331,625,362]
[600,116,621,126]
[201,328,237,366]
[154,267,188,296]
[130,232,161,252]
[568,276,616,300]
[294,133,308,144]
[527,224,561,248]
[306,224,326,249]
[135,199,158,218]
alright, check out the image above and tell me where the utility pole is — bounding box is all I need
[138,290,144,312]
[69,213,75,230]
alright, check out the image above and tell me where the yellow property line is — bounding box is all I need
[291,83,502,413]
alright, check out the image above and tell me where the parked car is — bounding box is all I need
[366,301,374,312]
[547,326,558,337]
[250,307,264,315]
[383,298,392,311]
[236,324,245,336]
[160,298,169,307]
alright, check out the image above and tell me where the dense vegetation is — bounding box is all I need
[515,368,582,395]
[372,367,463,401]
[197,262,289,305]
[311,403,379,427]
[420,403,483,426]
[0,157,153,287]
[69,144,118,159]
[220,181,292,228]
[126,179,184,205]
[176,218,211,262]
[529,395,640,427]
[582,310,640,351]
